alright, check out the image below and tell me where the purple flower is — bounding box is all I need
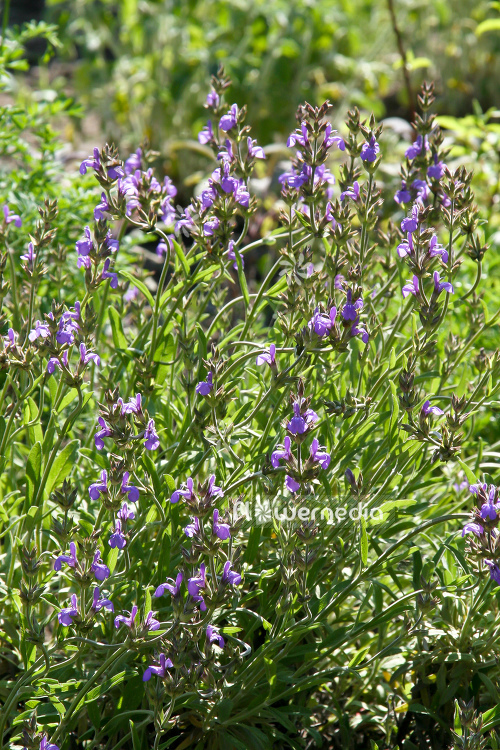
[206,90,220,108]
[54,542,77,572]
[485,560,500,586]
[469,482,488,496]
[401,204,420,233]
[91,551,110,581]
[144,610,160,631]
[91,586,114,612]
[204,217,220,236]
[156,236,173,256]
[199,120,214,145]
[219,104,238,131]
[144,419,160,450]
[360,136,380,163]
[221,560,242,586]
[421,400,444,417]
[47,352,68,374]
[351,322,369,344]
[80,343,101,367]
[80,147,101,175]
[114,605,138,629]
[309,438,331,469]
[462,522,484,537]
[412,179,429,204]
[184,516,201,538]
[40,736,59,750]
[94,417,112,450]
[102,259,118,289]
[207,474,224,498]
[279,164,310,189]
[256,343,276,367]
[206,624,225,648]
[89,470,108,500]
[171,477,195,504]
[143,653,173,681]
[286,474,301,493]
[342,290,363,322]
[155,572,183,598]
[340,181,360,202]
[397,233,414,258]
[287,122,309,148]
[323,123,345,150]
[213,509,231,540]
[118,502,135,522]
[188,563,206,598]
[29,320,51,342]
[125,148,142,175]
[109,519,127,549]
[428,234,448,263]
[58,594,78,627]
[247,136,266,159]
[287,403,319,435]
[3,204,22,227]
[405,135,427,160]
[196,371,213,396]
[121,472,140,503]
[227,240,244,270]
[120,393,142,415]
[402,275,420,298]
[308,307,336,337]
[428,154,445,180]
[76,226,93,257]
[20,242,35,265]
[395,181,411,205]
[433,271,454,295]
[272,436,292,468]
[94,192,110,220]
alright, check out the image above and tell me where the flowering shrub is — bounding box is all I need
[1,70,500,750]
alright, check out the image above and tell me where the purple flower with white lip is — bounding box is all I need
[29,320,51,342]
[80,147,101,175]
[105,233,119,253]
[412,179,429,203]
[3,204,22,227]
[144,419,160,450]
[143,653,173,681]
[421,400,444,417]
[401,204,420,233]
[196,371,213,396]
[171,476,195,504]
[286,475,301,493]
[234,183,250,207]
[118,502,135,522]
[340,181,360,202]
[120,393,142,415]
[80,343,101,367]
[485,560,500,586]
[477,485,499,521]
[272,436,292,468]
[39,735,59,750]
[76,226,93,257]
[397,233,414,258]
[360,136,380,162]
[125,148,142,175]
[308,307,335,337]
[219,104,238,131]
[91,586,114,612]
[199,120,214,145]
[462,522,484,537]
[428,235,448,263]
[247,136,266,159]
[213,509,231,540]
[402,275,420,298]
[395,181,411,204]
[155,571,183,598]
[309,438,331,469]
[121,472,139,503]
[101,259,118,289]
[428,154,445,180]
[323,123,345,150]
[20,242,35,265]
[144,611,160,631]
[58,594,79,627]
[94,192,110,220]
[188,563,206,598]
[206,624,225,648]
[114,605,138,629]
[91,551,110,582]
[222,560,242,586]
[89,470,108,500]
[433,271,454,295]
[405,134,427,160]
[256,343,276,367]
[54,542,78,572]
[287,122,309,147]
[94,417,112,450]
[109,519,127,549]
[207,474,224,498]
[184,516,201,538]
[204,217,220,236]
[287,403,318,435]
[342,290,363,322]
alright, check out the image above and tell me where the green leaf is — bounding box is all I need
[457,459,477,485]
[108,305,128,350]
[233,244,250,307]
[360,516,368,566]
[245,525,261,563]
[215,698,234,723]
[172,239,190,277]
[129,720,141,750]
[45,440,79,498]
[106,546,119,574]
[26,441,42,508]
[120,270,155,308]
[476,18,500,36]
[164,474,176,493]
